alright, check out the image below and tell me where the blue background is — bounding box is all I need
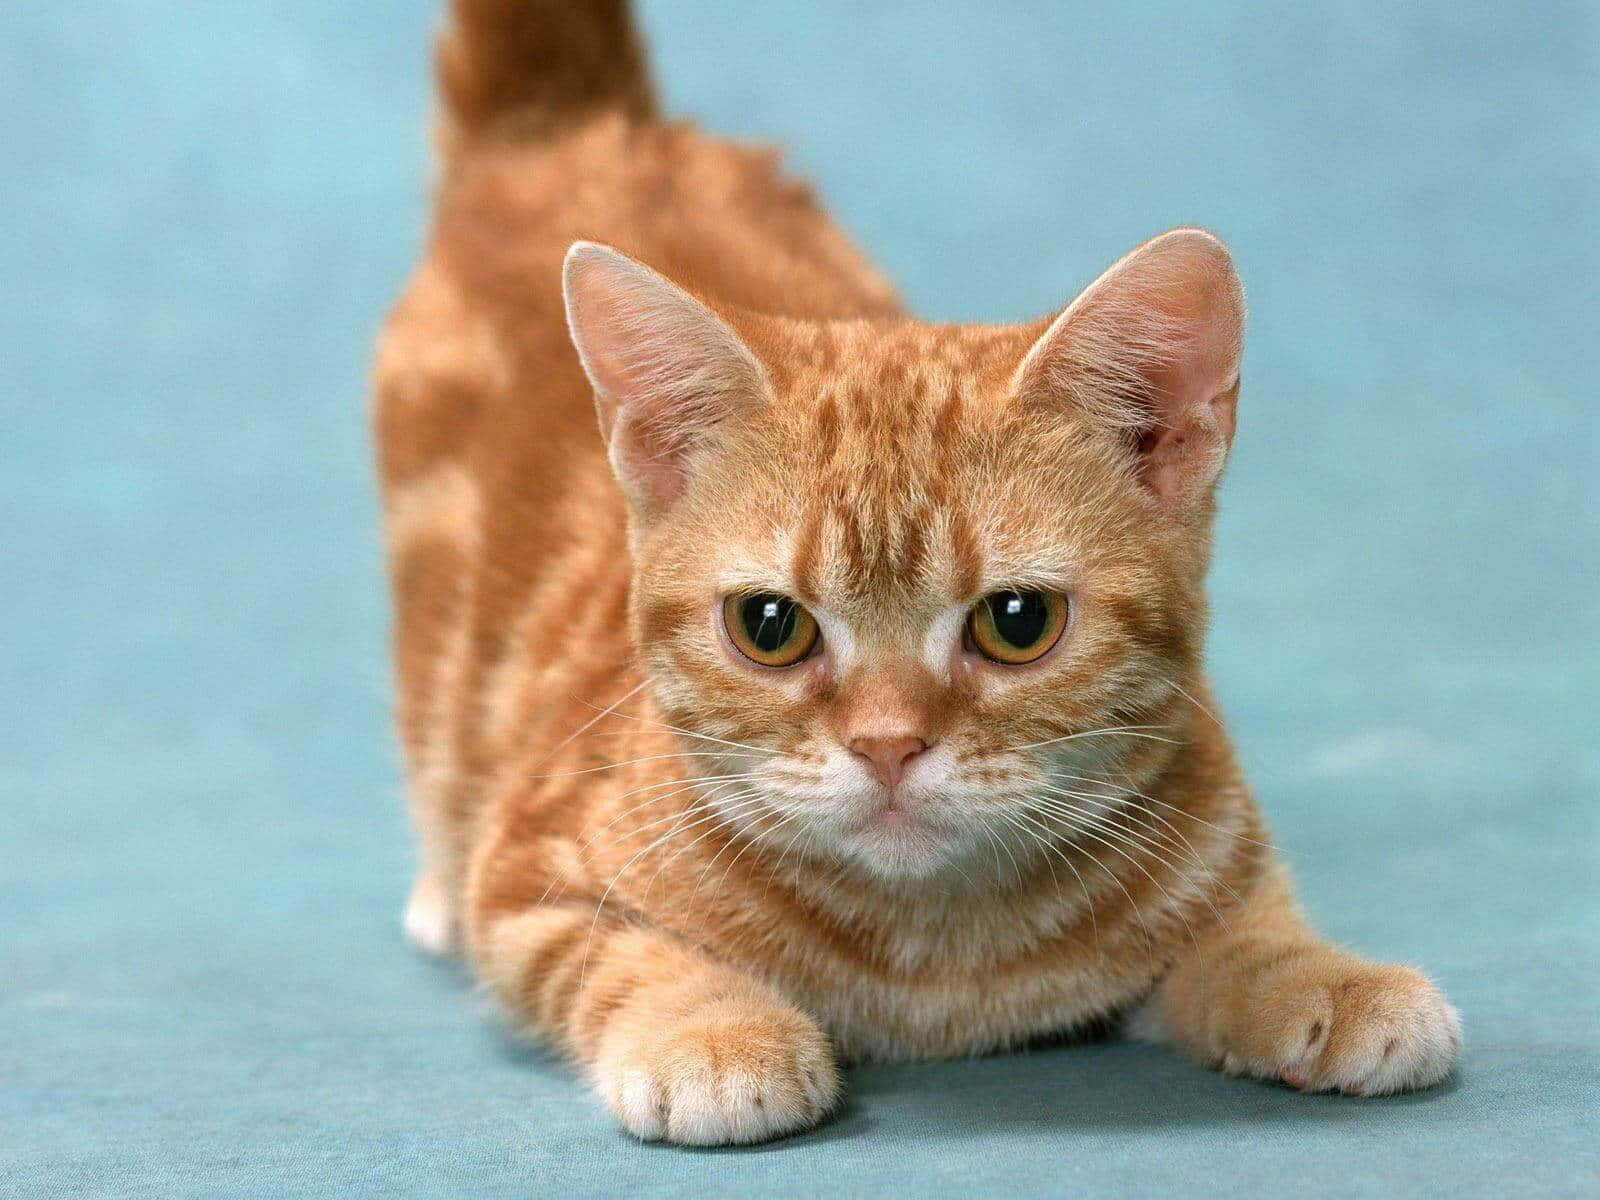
[3,2,1596,1196]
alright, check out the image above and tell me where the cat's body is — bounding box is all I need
[373,0,1459,1144]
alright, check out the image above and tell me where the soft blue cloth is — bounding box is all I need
[3,2,1595,1196]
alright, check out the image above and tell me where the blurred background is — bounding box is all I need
[4,2,1595,1196]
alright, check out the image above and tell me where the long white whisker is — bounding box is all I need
[639,790,769,909]
[971,814,1015,886]
[576,810,697,989]
[1004,805,1102,959]
[1048,769,1280,853]
[985,811,1027,888]
[991,807,1069,909]
[1040,782,1227,885]
[576,773,764,854]
[761,804,814,892]
[691,804,810,937]
[543,776,749,906]
[572,702,782,756]
[1159,675,1226,732]
[1136,791,1279,853]
[576,791,771,989]
[534,751,767,781]
[1035,790,1234,935]
[537,680,647,767]
[1007,725,1177,754]
[1029,795,1206,950]
[1069,833,1155,969]
[587,777,764,857]
[1044,781,1244,907]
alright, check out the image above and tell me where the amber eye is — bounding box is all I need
[723,592,820,667]
[966,590,1069,664]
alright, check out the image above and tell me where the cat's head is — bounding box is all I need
[564,231,1244,880]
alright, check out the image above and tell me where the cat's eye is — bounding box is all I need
[966,590,1069,664]
[723,592,820,667]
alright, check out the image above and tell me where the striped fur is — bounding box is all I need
[371,0,1459,1145]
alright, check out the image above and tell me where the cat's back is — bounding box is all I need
[374,113,901,555]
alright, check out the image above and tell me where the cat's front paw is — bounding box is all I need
[1237,958,1461,1095]
[597,998,839,1145]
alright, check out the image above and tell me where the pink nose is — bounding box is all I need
[847,735,929,788]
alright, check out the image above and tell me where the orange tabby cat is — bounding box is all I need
[373,0,1461,1145]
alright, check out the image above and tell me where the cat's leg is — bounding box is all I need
[1131,862,1461,1094]
[471,898,839,1145]
[402,870,454,957]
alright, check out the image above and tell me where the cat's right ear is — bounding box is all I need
[562,242,770,517]
[1012,228,1245,509]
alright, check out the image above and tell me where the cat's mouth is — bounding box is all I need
[847,796,946,856]
[869,804,913,829]
[840,807,954,877]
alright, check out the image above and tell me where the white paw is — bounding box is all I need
[599,1004,839,1145]
[402,872,455,957]
[1266,965,1462,1096]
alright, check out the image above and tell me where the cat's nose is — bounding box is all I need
[847,735,929,788]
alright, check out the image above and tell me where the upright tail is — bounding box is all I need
[433,0,657,167]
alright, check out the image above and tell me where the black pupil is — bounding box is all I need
[989,591,1050,648]
[741,594,800,653]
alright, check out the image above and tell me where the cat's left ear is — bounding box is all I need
[563,242,771,517]
[1013,228,1245,507]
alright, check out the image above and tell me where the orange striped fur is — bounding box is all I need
[372,0,1459,1145]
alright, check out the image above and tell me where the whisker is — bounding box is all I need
[542,776,750,906]
[584,776,764,857]
[575,810,697,987]
[572,702,782,757]
[991,807,1103,961]
[1034,790,1234,936]
[576,790,770,989]
[690,804,809,937]
[536,680,647,768]
[971,816,1011,886]
[1038,780,1242,906]
[577,780,721,851]
[1060,828,1156,969]
[757,805,817,902]
[1134,791,1280,854]
[935,835,979,893]
[1001,807,1060,890]
[813,847,859,897]
[638,790,770,909]
[977,810,1027,888]
[1007,725,1178,754]
[1056,783,1244,908]
[1048,770,1280,853]
[533,751,768,781]
[1026,796,1204,952]
[576,772,764,853]
[1153,674,1226,732]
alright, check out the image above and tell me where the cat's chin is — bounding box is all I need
[834,812,958,881]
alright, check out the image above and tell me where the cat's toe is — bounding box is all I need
[1278,964,1461,1095]
[600,1002,839,1146]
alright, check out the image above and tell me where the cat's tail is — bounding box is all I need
[433,0,657,169]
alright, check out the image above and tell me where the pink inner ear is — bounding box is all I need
[608,413,701,510]
[1016,228,1245,505]
[562,242,768,514]
[1146,274,1243,414]
[1137,372,1240,506]
[1138,280,1242,496]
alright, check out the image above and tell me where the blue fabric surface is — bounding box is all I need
[3,2,1596,1196]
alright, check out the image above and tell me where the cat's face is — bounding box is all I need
[564,231,1243,880]
[629,325,1202,878]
